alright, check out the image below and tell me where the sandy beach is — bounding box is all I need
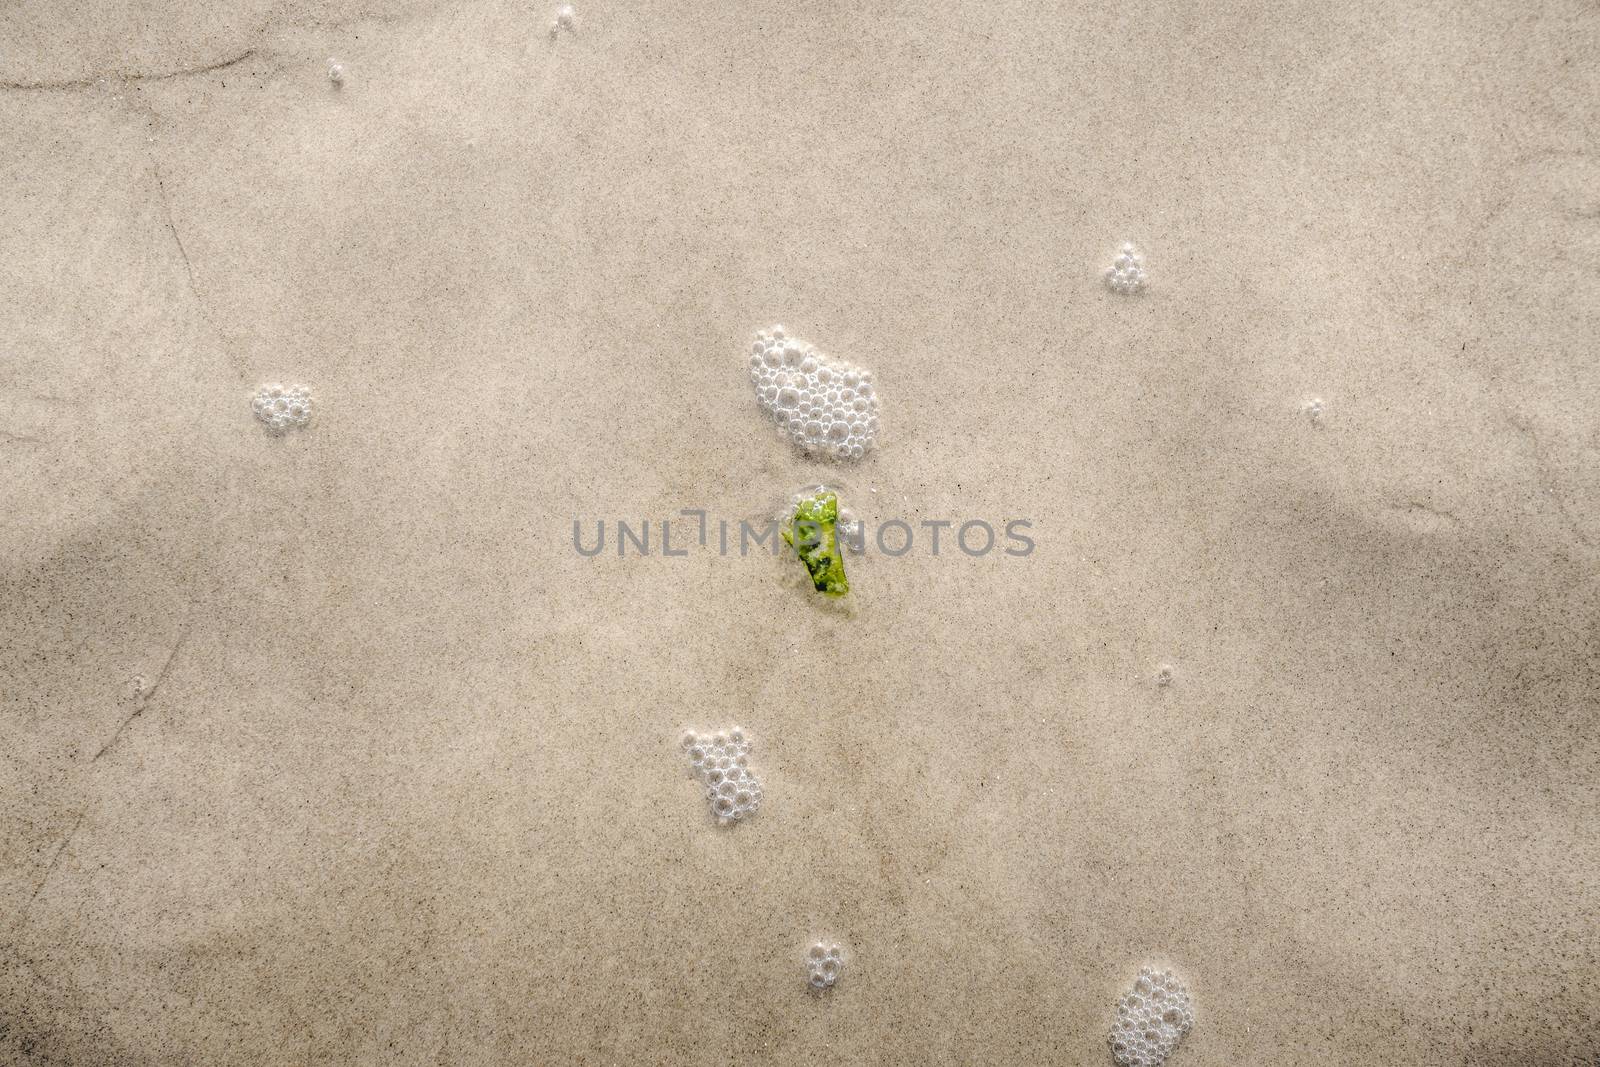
[2,0,1597,1063]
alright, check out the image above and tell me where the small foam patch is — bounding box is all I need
[806,941,845,990]
[748,326,880,460]
[1110,967,1194,1067]
[682,727,762,824]
[1106,243,1147,295]
[252,383,313,434]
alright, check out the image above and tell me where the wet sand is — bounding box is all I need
[2,1,1597,1064]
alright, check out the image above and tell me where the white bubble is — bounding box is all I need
[682,725,762,824]
[1109,967,1193,1067]
[252,382,313,435]
[805,941,846,991]
[1105,241,1148,295]
[747,326,880,459]
[327,60,345,85]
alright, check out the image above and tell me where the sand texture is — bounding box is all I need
[2,0,1597,1064]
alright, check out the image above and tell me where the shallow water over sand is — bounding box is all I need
[2,1,1597,1064]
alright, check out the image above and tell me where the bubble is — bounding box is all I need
[327,60,345,85]
[1109,966,1193,1067]
[805,941,846,991]
[747,326,879,459]
[252,382,313,435]
[1105,241,1148,295]
[683,725,763,824]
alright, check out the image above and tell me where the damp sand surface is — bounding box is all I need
[2,1,1598,1064]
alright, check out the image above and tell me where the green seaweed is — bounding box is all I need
[781,491,849,598]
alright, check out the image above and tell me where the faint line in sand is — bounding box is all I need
[93,624,192,762]
[0,49,260,93]
[18,810,86,928]
[1504,410,1596,550]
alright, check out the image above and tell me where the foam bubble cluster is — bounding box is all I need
[1106,243,1147,295]
[327,59,345,85]
[748,326,879,460]
[549,3,576,36]
[252,383,313,434]
[682,727,762,823]
[806,942,845,990]
[1110,967,1194,1067]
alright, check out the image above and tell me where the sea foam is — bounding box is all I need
[1110,967,1194,1067]
[682,727,763,824]
[748,326,879,460]
[252,383,313,434]
[1105,243,1147,295]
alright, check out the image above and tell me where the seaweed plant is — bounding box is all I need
[781,490,849,598]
